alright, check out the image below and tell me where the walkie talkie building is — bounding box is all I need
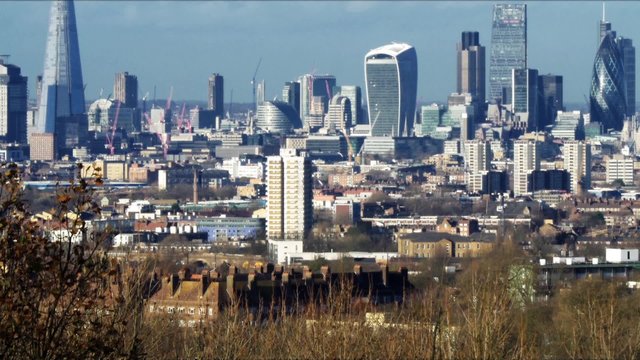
[364,43,417,137]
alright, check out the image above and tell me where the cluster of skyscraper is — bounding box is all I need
[0,2,635,168]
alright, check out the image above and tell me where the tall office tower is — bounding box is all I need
[299,74,336,128]
[114,72,138,108]
[335,85,363,124]
[266,150,312,240]
[606,154,635,185]
[618,37,636,114]
[590,32,627,131]
[489,4,527,103]
[0,59,28,144]
[282,81,301,115]
[457,31,486,104]
[463,140,492,193]
[511,68,538,131]
[207,73,224,119]
[36,0,86,155]
[256,80,266,110]
[513,140,539,196]
[325,95,352,132]
[563,140,591,194]
[538,74,563,128]
[364,43,418,137]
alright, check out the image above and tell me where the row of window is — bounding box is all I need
[149,305,215,317]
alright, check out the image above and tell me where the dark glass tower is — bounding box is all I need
[538,74,563,128]
[208,73,224,119]
[114,72,138,109]
[590,33,627,131]
[489,4,527,103]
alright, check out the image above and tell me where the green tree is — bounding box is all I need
[0,163,142,359]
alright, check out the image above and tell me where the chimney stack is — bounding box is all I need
[380,264,389,287]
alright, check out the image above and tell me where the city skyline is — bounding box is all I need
[2,1,640,105]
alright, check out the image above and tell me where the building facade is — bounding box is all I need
[538,74,563,128]
[325,95,352,133]
[590,32,627,132]
[489,3,527,103]
[365,43,418,137]
[513,140,539,196]
[266,151,312,240]
[0,59,28,143]
[208,73,224,120]
[463,140,492,193]
[114,72,138,109]
[282,81,301,116]
[606,154,634,185]
[335,85,363,125]
[563,140,591,194]
[457,31,486,104]
[299,74,336,129]
[511,68,538,131]
[36,0,87,155]
[256,101,301,134]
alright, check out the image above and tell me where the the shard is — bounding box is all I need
[36,0,86,144]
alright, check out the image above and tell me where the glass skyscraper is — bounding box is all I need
[208,73,224,119]
[36,0,85,135]
[511,68,538,131]
[489,4,527,103]
[590,32,627,131]
[31,0,88,155]
[364,43,417,137]
[538,74,563,128]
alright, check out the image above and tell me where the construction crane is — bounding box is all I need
[339,127,355,163]
[325,79,332,100]
[251,58,262,112]
[176,103,186,132]
[228,89,233,119]
[105,100,121,155]
[141,92,149,125]
[370,110,381,132]
[165,86,173,115]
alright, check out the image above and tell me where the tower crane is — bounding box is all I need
[106,100,121,155]
[251,58,262,112]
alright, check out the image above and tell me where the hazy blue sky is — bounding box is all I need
[2,1,639,104]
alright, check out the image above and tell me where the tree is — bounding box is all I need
[0,163,142,359]
[611,179,626,188]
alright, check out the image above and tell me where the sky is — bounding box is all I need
[2,1,639,105]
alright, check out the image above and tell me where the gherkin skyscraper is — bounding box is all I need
[590,32,627,132]
[36,0,86,151]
